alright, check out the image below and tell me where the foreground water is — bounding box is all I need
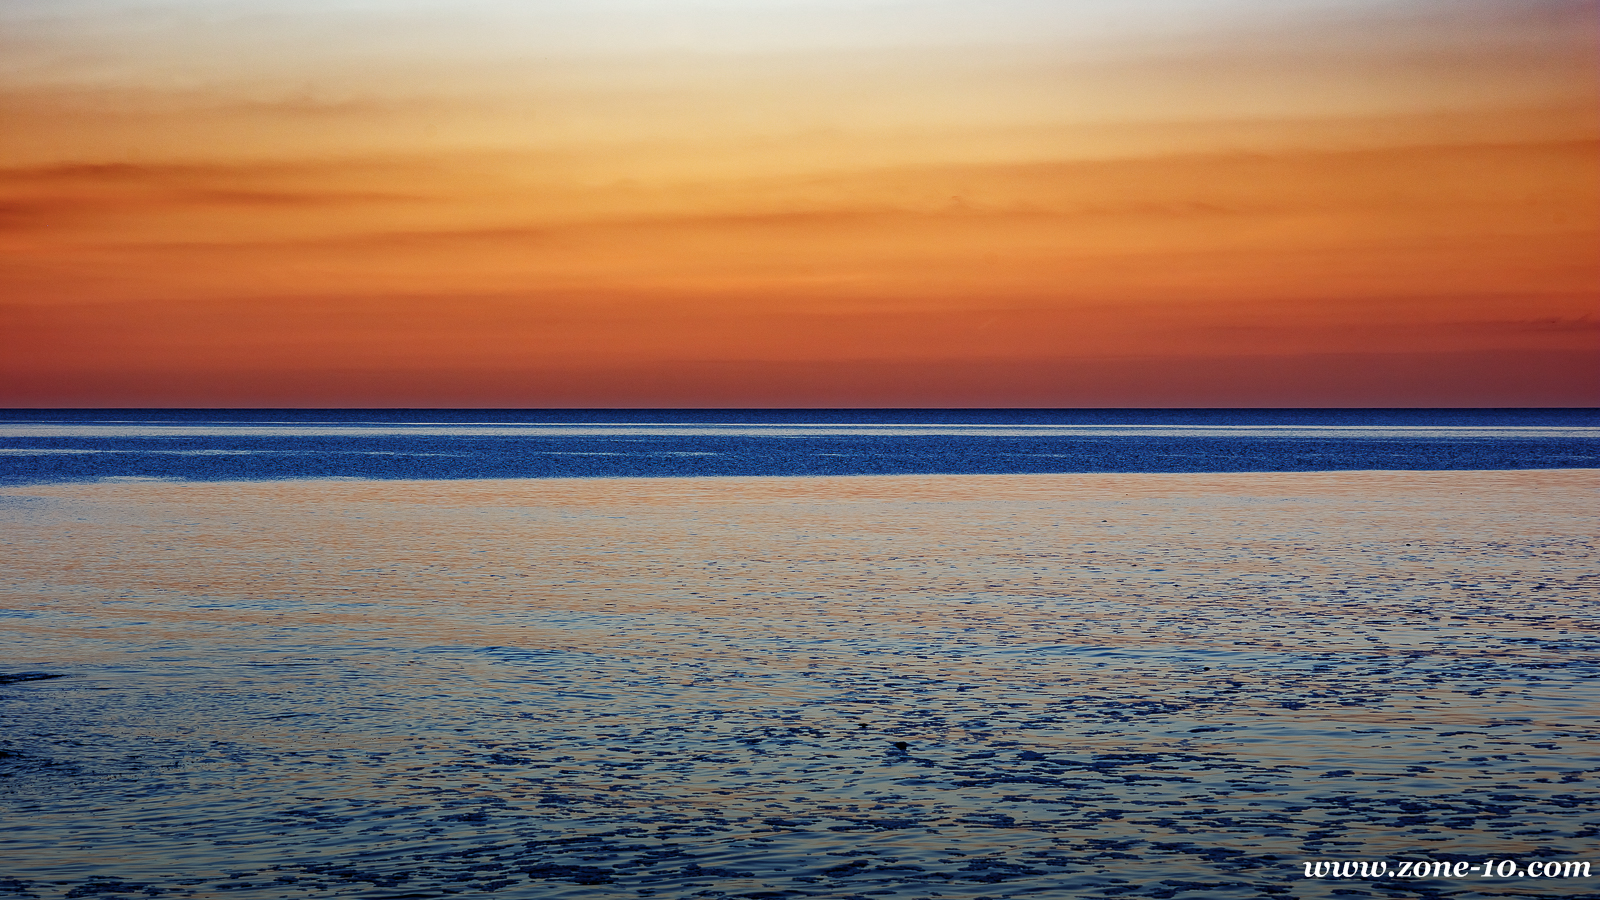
[1,470,1597,900]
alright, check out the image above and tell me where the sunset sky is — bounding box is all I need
[2,0,1596,407]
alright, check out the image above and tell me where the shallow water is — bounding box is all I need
[2,470,1597,900]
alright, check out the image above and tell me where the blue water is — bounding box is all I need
[2,409,1596,484]
[3,410,1597,899]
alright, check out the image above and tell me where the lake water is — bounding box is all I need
[1,411,1597,899]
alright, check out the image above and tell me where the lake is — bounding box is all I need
[2,410,1597,899]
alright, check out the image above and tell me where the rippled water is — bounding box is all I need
[2,470,1597,899]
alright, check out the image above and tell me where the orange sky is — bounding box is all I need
[2,0,1596,407]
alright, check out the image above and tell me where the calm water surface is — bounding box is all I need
[2,409,1596,483]
[2,470,1597,899]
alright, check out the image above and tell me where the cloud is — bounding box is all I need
[0,159,435,233]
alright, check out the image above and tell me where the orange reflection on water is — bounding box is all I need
[3,470,1592,663]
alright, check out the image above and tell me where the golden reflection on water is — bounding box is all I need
[1,471,1596,899]
[4,471,1592,657]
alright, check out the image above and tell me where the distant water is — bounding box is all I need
[1,409,1596,484]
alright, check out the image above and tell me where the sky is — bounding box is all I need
[1,0,1596,407]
